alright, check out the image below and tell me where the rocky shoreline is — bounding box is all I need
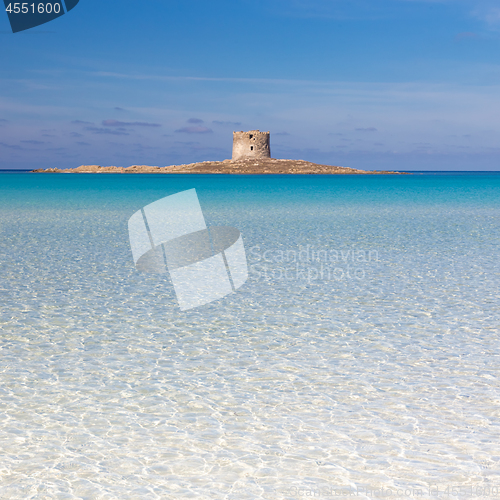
[31,158,406,175]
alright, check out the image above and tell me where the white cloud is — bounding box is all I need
[474,6,500,28]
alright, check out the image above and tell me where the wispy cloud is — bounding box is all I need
[21,140,45,144]
[355,127,378,132]
[0,142,24,150]
[175,126,213,134]
[85,126,130,135]
[102,119,161,127]
[213,120,242,127]
[253,0,408,20]
[131,143,161,151]
[91,71,316,86]
[484,7,500,26]
[187,118,204,124]
[472,5,500,29]
[72,120,93,125]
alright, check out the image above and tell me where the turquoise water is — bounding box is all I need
[0,172,499,499]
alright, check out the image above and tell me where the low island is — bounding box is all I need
[31,130,406,175]
[31,159,403,175]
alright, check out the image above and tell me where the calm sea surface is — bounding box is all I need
[0,172,499,499]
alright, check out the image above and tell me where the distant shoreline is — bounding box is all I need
[31,159,408,175]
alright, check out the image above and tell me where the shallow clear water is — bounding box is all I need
[0,172,499,499]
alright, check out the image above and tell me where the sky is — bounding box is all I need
[1,0,500,171]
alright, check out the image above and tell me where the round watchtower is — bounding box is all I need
[232,130,271,161]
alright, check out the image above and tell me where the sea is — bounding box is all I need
[0,171,499,499]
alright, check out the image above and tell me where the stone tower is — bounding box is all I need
[232,130,271,161]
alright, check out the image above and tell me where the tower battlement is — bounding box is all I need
[232,130,271,161]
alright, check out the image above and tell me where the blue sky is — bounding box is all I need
[1,0,500,170]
